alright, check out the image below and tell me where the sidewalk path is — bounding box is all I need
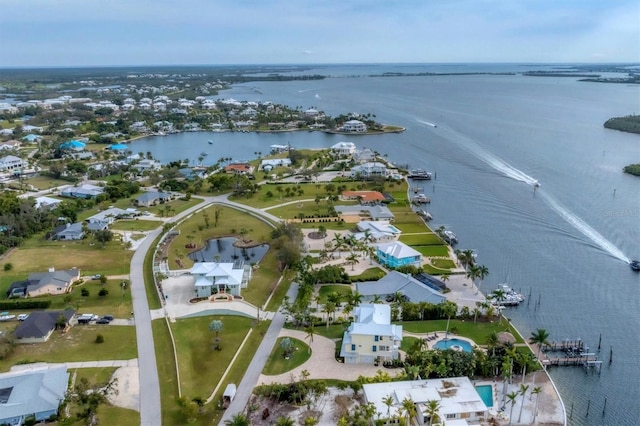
[10,359,138,371]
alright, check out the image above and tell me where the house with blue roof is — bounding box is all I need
[22,134,41,143]
[59,140,86,151]
[340,304,402,365]
[0,366,69,425]
[376,241,422,268]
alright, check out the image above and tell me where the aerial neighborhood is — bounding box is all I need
[0,69,564,426]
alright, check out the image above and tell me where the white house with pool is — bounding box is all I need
[190,261,252,298]
[363,377,488,425]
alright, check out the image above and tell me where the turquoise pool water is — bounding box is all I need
[433,338,473,352]
[475,385,494,408]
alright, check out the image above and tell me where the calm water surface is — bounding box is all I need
[132,65,640,425]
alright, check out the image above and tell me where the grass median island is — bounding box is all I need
[0,325,137,372]
[154,315,270,425]
[263,337,311,375]
[110,219,162,232]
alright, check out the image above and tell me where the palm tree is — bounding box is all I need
[372,294,383,304]
[346,252,359,271]
[304,324,315,354]
[209,320,224,350]
[477,264,489,294]
[382,394,395,426]
[506,391,519,426]
[466,264,480,289]
[518,384,529,423]
[401,397,417,426]
[529,329,551,362]
[424,400,441,426]
[441,301,458,337]
[332,234,344,258]
[225,413,249,426]
[531,386,542,424]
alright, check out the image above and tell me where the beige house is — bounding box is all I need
[27,268,80,297]
[340,304,403,364]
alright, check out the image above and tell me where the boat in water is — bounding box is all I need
[631,260,640,271]
[412,194,431,204]
[208,140,213,145]
[408,169,433,180]
[491,284,525,306]
[200,152,208,157]
[417,209,433,221]
[443,230,458,244]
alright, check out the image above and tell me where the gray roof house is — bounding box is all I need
[14,310,76,344]
[335,205,394,221]
[135,191,173,207]
[60,183,104,199]
[50,221,108,240]
[356,271,446,304]
[26,269,81,297]
[0,366,69,425]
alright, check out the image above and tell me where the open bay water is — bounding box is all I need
[132,65,640,425]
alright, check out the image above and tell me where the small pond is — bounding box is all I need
[189,237,269,264]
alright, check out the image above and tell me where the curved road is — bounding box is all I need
[130,194,284,424]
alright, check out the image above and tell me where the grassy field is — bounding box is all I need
[0,237,133,294]
[42,279,133,318]
[72,367,117,386]
[110,220,162,232]
[350,267,386,281]
[25,176,74,190]
[0,325,137,372]
[399,233,443,246]
[229,183,329,209]
[63,403,140,426]
[412,245,450,257]
[306,323,347,340]
[262,337,311,375]
[144,234,163,310]
[240,249,281,307]
[317,284,352,304]
[154,315,270,425]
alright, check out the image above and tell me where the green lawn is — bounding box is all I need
[400,336,420,352]
[394,223,433,233]
[241,249,281,308]
[144,234,163,310]
[72,367,117,387]
[262,337,311,375]
[350,267,385,281]
[42,279,133,318]
[317,284,352,304]
[265,273,294,312]
[229,183,329,209]
[412,245,450,257]
[399,319,524,345]
[431,258,456,270]
[309,323,348,340]
[399,233,443,246]
[0,238,133,294]
[25,176,73,190]
[0,325,137,372]
[110,220,162,232]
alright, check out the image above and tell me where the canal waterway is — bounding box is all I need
[131,64,640,426]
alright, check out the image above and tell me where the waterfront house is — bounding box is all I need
[14,310,76,344]
[354,221,401,243]
[190,261,252,298]
[331,141,356,156]
[0,155,24,172]
[260,158,292,172]
[340,304,402,365]
[0,366,69,425]
[362,377,488,425]
[341,119,367,132]
[357,271,446,304]
[335,205,395,221]
[350,162,388,178]
[341,190,386,205]
[225,163,255,175]
[376,241,422,269]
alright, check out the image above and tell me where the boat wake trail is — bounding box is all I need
[538,192,630,263]
[432,121,630,263]
[430,122,538,185]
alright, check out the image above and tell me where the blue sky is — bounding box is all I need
[1,0,638,67]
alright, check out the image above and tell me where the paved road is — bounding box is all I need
[219,283,299,425]
[130,227,163,426]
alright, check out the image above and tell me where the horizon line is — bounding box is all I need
[1,61,639,71]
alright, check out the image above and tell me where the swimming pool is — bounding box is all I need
[433,338,473,352]
[475,385,494,408]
